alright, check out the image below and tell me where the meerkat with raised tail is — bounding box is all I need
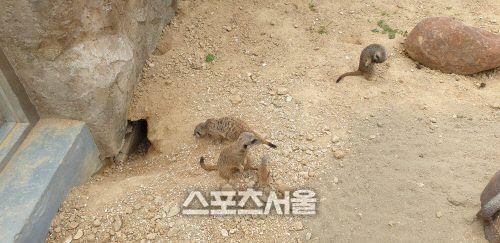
[200,132,261,180]
[258,154,271,185]
[336,44,387,83]
[194,117,277,148]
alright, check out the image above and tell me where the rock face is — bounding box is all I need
[478,170,500,242]
[405,17,500,75]
[0,0,177,157]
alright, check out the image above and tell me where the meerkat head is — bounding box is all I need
[239,132,262,149]
[372,46,387,64]
[194,122,208,137]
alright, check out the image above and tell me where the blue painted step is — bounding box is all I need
[0,119,102,243]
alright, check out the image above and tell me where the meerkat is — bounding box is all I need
[258,154,271,185]
[194,117,277,148]
[200,132,261,179]
[336,44,387,83]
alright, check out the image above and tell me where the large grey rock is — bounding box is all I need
[0,0,177,157]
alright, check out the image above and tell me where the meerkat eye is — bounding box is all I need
[251,139,259,144]
[243,144,248,148]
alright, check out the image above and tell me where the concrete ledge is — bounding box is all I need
[0,119,102,243]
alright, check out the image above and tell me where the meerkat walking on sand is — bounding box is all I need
[200,132,261,180]
[336,44,387,83]
[194,117,277,148]
[258,154,271,185]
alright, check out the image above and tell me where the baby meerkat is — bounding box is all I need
[200,132,261,180]
[258,154,271,185]
[194,117,277,148]
[336,44,387,83]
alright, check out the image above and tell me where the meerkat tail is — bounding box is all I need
[259,154,271,185]
[200,157,217,171]
[262,139,277,148]
[336,70,363,83]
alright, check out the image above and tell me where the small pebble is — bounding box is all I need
[221,229,229,237]
[306,134,314,141]
[68,222,79,229]
[73,229,84,240]
[277,87,289,95]
[125,207,133,214]
[306,232,312,241]
[113,215,122,232]
[294,221,304,231]
[147,233,157,240]
[247,181,255,188]
[334,150,344,159]
[221,184,234,191]
[490,103,500,109]
[93,219,101,227]
[276,183,292,194]
[168,227,181,237]
[86,234,96,242]
[230,95,243,104]
[436,212,442,218]
[167,206,180,217]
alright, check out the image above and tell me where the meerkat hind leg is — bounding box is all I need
[238,164,245,173]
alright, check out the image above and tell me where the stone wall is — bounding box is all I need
[0,0,176,157]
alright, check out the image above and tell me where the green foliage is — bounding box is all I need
[205,53,214,62]
[309,1,318,12]
[372,20,408,39]
[445,6,452,10]
[381,11,388,16]
[318,22,332,34]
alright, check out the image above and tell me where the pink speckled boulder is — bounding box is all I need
[405,17,500,75]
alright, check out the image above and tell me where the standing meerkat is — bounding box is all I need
[200,132,261,179]
[258,154,271,185]
[336,44,387,83]
[194,117,277,148]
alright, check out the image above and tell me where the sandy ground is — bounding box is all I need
[46,0,500,242]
